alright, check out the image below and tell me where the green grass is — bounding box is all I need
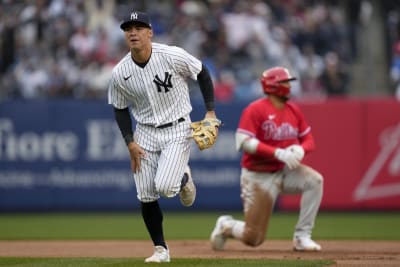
[0,211,399,240]
[312,212,400,240]
[0,257,332,267]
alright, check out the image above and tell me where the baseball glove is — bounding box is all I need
[191,118,222,150]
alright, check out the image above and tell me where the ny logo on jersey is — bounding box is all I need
[153,72,173,93]
[130,12,138,20]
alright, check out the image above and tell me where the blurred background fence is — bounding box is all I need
[0,98,399,211]
[1,0,400,211]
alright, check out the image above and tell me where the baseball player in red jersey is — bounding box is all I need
[210,67,323,251]
[108,11,219,262]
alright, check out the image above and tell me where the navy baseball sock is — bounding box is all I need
[141,201,167,249]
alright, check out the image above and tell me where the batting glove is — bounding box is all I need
[286,145,305,161]
[274,148,300,170]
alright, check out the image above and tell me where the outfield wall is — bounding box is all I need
[0,98,399,211]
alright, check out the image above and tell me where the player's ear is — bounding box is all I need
[148,29,153,38]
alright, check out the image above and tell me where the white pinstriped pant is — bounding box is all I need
[133,116,192,202]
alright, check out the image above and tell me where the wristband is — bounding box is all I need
[256,142,276,158]
[123,134,134,146]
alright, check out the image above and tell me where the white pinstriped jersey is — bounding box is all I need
[108,42,202,127]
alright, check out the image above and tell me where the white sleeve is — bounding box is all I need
[171,46,202,80]
[235,132,259,154]
[107,72,129,109]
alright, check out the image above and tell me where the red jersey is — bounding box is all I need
[237,97,315,172]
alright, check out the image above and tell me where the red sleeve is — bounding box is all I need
[237,105,258,137]
[287,101,316,153]
[238,103,277,158]
[300,132,315,153]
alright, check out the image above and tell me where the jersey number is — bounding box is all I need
[153,72,173,93]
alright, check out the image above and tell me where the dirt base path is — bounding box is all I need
[1,240,399,266]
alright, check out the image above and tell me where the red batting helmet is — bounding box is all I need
[260,67,297,96]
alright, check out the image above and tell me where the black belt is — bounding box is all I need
[156,118,185,129]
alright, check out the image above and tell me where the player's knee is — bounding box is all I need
[313,172,323,187]
[306,170,323,189]
[156,184,178,198]
[242,228,264,247]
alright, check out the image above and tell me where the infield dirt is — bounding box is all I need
[0,240,399,266]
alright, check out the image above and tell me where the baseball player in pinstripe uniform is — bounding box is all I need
[210,67,323,252]
[108,11,219,263]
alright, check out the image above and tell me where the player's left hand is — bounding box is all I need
[286,144,305,161]
[274,148,300,170]
[191,117,222,150]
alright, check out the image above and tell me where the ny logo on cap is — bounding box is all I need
[130,12,138,20]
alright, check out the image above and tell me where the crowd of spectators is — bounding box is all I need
[385,1,400,100]
[0,0,354,103]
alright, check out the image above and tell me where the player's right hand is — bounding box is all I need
[274,148,300,170]
[128,142,146,173]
